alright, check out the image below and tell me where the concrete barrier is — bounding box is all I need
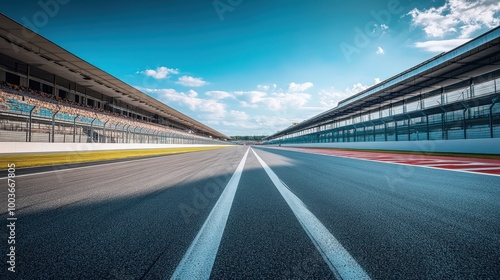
[277,138,500,155]
[0,142,231,154]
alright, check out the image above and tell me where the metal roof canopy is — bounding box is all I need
[266,26,500,140]
[0,13,228,139]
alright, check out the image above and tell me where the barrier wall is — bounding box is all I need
[277,138,500,155]
[0,142,231,154]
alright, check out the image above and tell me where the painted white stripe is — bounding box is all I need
[251,148,371,280]
[461,167,500,171]
[263,146,500,177]
[425,162,489,166]
[170,147,250,280]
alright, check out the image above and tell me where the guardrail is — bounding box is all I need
[0,110,224,145]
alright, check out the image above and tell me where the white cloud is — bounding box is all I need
[217,114,306,136]
[257,84,270,91]
[376,46,384,55]
[268,92,311,110]
[176,76,207,87]
[228,110,249,121]
[235,90,267,103]
[198,100,226,116]
[236,90,311,111]
[139,77,387,135]
[141,88,225,115]
[140,66,178,79]
[209,103,309,136]
[414,38,470,52]
[347,83,370,94]
[319,90,351,108]
[370,24,390,36]
[257,84,278,91]
[205,90,233,99]
[320,81,381,108]
[137,85,315,136]
[239,101,258,108]
[142,84,327,136]
[288,82,314,93]
[408,0,500,39]
[251,114,306,134]
[408,0,500,52]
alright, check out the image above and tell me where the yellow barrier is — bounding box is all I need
[0,146,232,169]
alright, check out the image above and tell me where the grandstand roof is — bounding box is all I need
[265,26,500,140]
[0,14,228,139]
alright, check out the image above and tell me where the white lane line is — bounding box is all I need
[251,148,371,280]
[461,167,500,171]
[425,162,490,166]
[263,147,500,177]
[170,147,250,280]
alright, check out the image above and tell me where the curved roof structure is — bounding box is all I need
[265,26,500,140]
[0,13,228,139]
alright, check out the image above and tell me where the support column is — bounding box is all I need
[408,118,411,141]
[28,106,35,142]
[90,118,96,143]
[25,118,28,142]
[103,120,109,143]
[426,114,429,140]
[442,113,447,140]
[489,97,498,138]
[138,127,144,143]
[73,115,79,143]
[384,122,387,141]
[113,122,120,143]
[394,121,398,141]
[51,109,59,143]
[463,107,468,139]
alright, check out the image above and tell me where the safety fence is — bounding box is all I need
[266,77,500,144]
[0,97,225,145]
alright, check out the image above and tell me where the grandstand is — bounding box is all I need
[264,27,500,148]
[0,14,228,144]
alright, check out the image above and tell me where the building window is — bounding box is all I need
[5,72,20,85]
[42,84,53,94]
[29,80,40,91]
[59,90,67,99]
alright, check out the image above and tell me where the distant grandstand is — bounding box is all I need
[0,14,228,144]
[264,27,500,147]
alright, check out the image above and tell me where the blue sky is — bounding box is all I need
[1,0,499,136]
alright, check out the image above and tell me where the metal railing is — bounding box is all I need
[0,107,224,145]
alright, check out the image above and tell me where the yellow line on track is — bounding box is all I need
[0,146,233,169]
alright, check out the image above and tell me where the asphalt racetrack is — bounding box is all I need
[1,146,499,279]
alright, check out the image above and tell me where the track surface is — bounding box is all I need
[1,146,499,279]
[277,146,500,175]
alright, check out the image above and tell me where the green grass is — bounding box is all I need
[0,146,232,169]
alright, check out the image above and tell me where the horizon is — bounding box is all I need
[1,0,499,136]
